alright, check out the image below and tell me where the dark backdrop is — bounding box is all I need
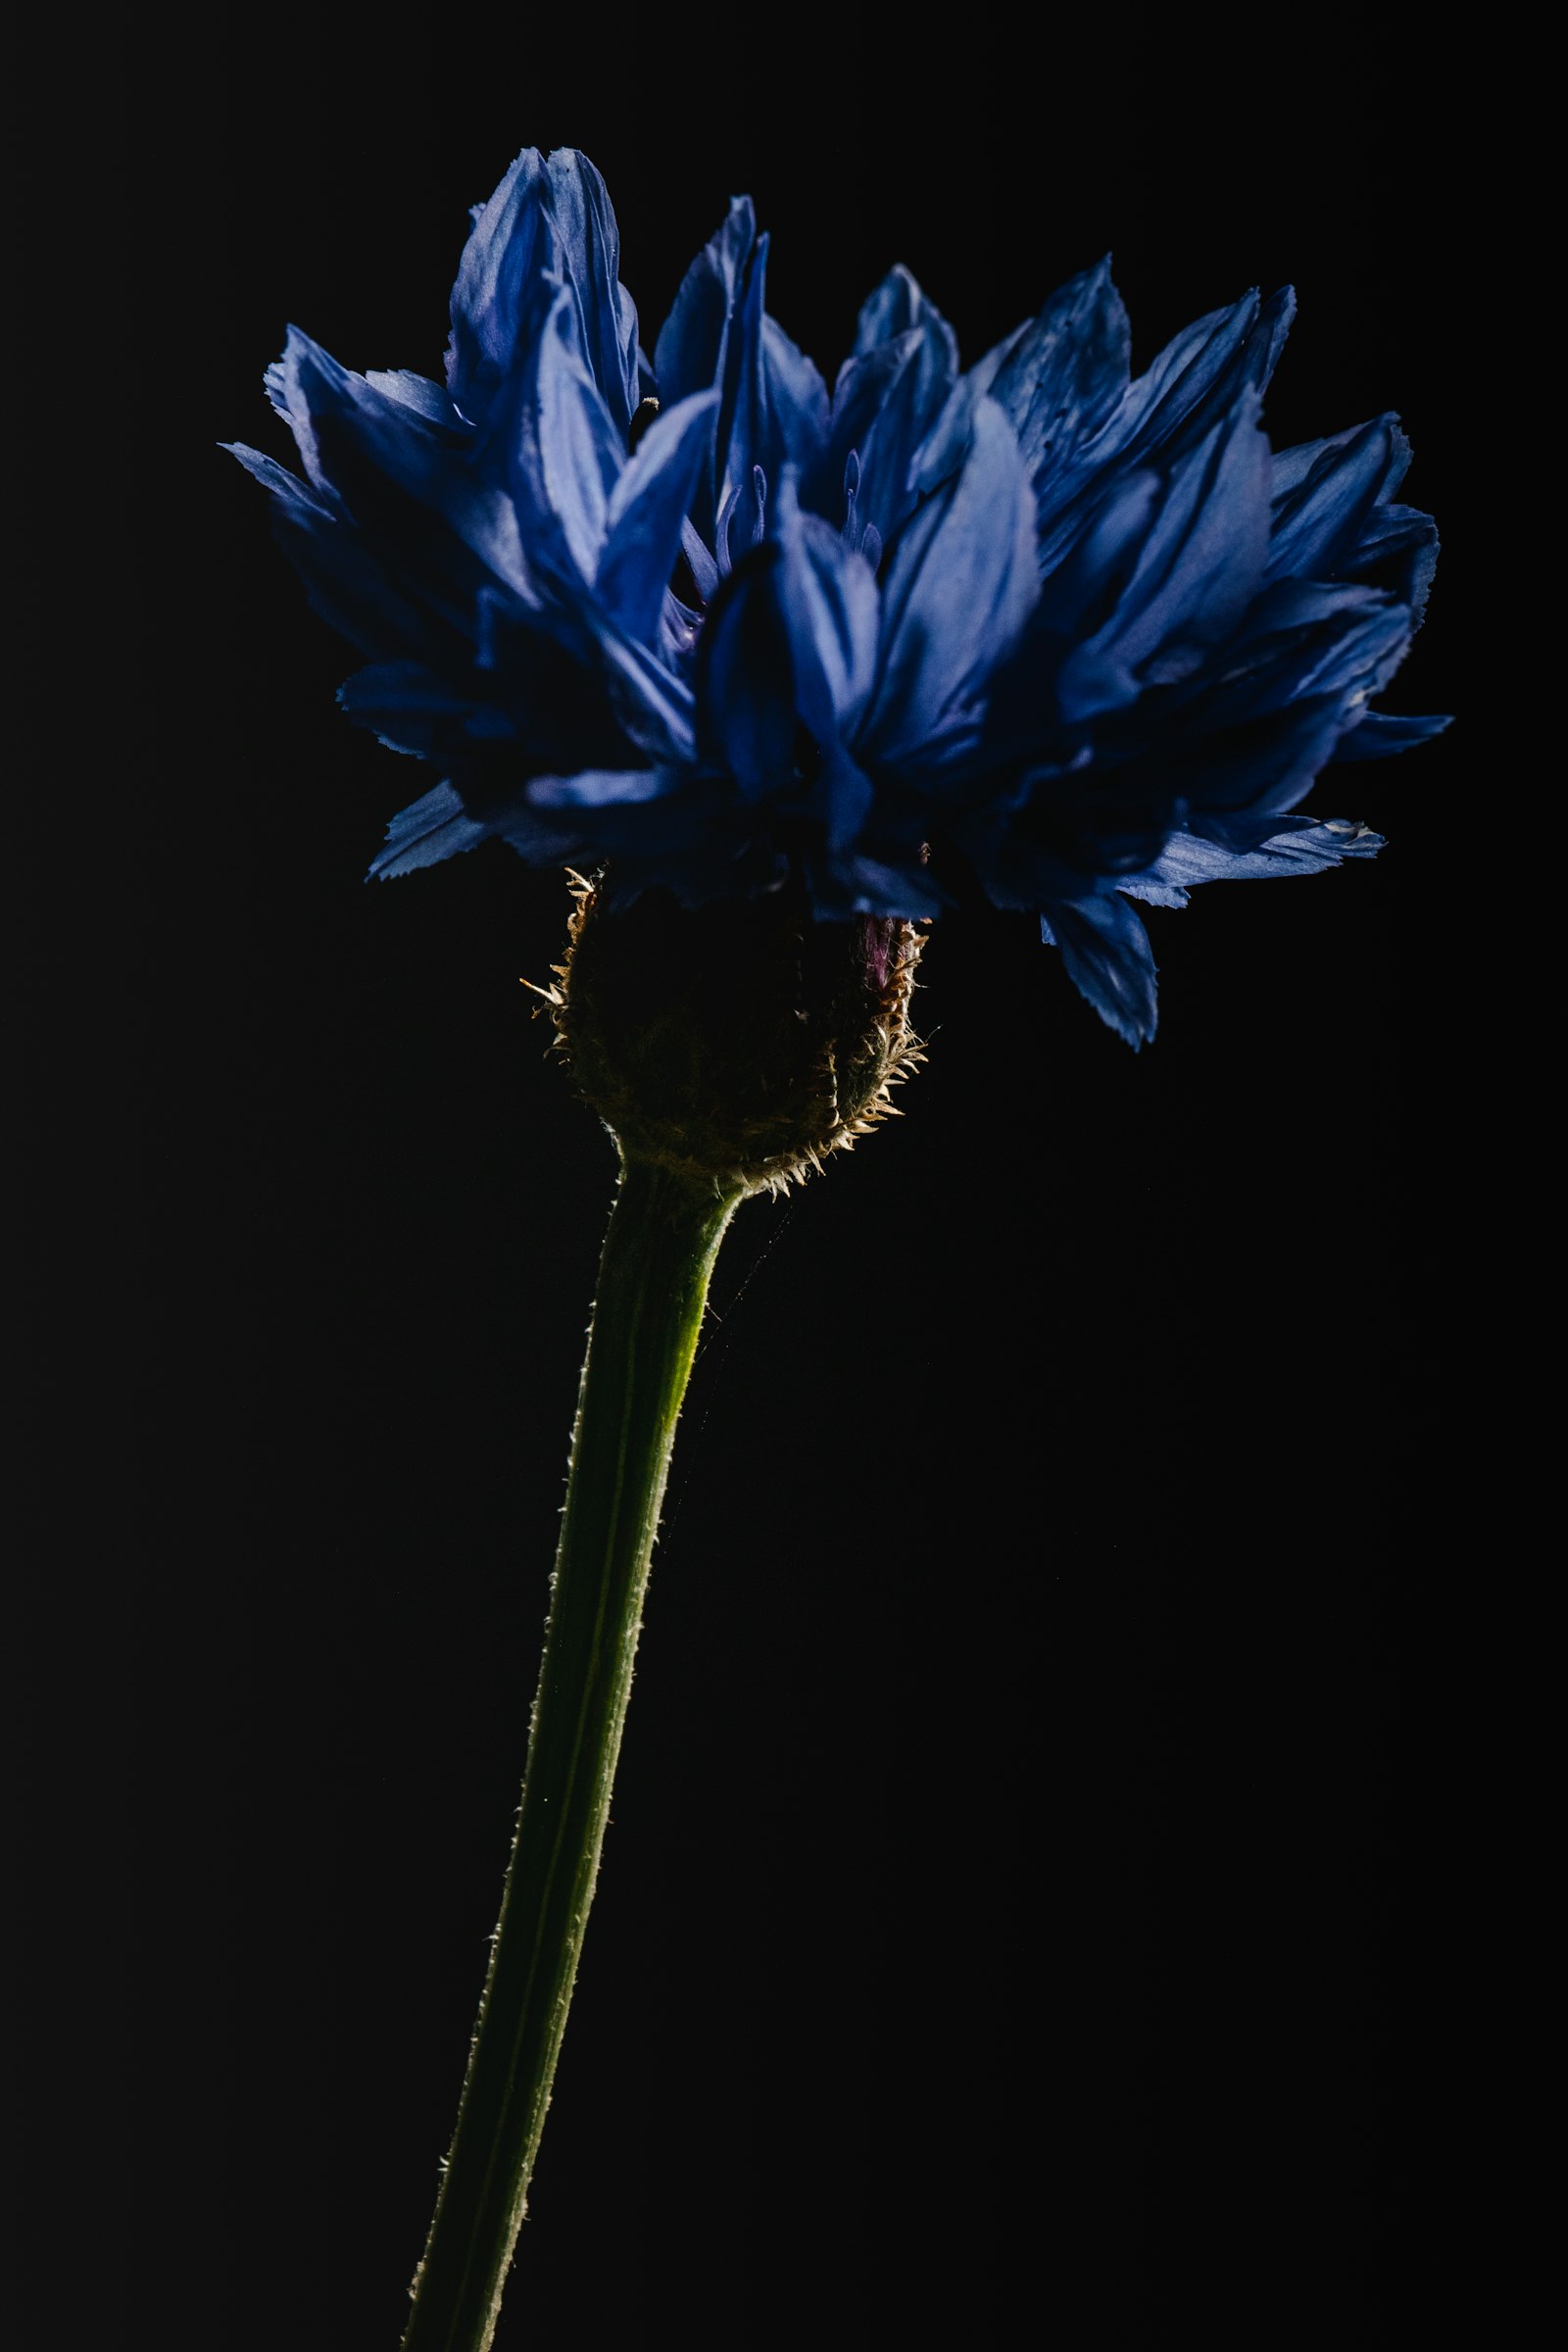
[20,11,1481,2348]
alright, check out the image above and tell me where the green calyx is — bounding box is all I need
[533,874,926,1195]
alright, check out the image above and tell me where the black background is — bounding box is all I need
[20,10,1491,2348]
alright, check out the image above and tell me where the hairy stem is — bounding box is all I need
[402,1154,742,2352]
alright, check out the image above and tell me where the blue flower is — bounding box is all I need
[227,146,1446,1046]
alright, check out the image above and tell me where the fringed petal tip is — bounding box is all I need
[367,782,491,880]
[1042,895,1159,1049]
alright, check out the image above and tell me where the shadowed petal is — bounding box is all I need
[225,442,479,664]
[528,766,678,808]
[1049,392,1272,721]
[814,741,877,856]
[1117,285,1295,463]
[1036,285,1295,575]
[1332,708,1450,760]
[1142,585,1412,839]
[339,662,491,757]
[580,615,700,764]
[696,544,796,797]
[1195,579,1413,731]
[808,848,947,920]
[471,585,682,768]
[1339,502,1440,629]
[1268,415,1412,581]
[277,326,530,602]
[1040,893,1158,1047]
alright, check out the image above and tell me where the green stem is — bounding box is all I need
[402,1154,743,2352]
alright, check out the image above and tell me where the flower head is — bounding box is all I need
[228,146,1446,1045]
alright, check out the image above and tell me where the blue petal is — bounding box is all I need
[338,662,489,757]
[679,517,719,603]
[841,270,960,528]
[853,264,959,373]
[653,195,759,541]
[225,440,332,521]
[445,149,553,426]
[492,803,597,864]
[1117,818,1385,907]
[1157,586,1412,828]
[1009,578,1412,876]
[368,780,494,879]
[1035,285,1294,576]
[1048,392,1272,722]
[264,341,327,488]
[655,588,704,671]
[364,369,465,425]
[808,850,947,921]
[1331,708,1451,761]
[814,741,877,856]
[1204,579,1412,724]
[539,149,642,436]
[715,227,766,509]
[369,764,662,889]
[1267,415,1410,582]
[527,285,626,580]
[1041,893,1158,1047]
[1338,502,1440,629]
[759,313,831,485]
[907,322,1028,502]
[662,215,832,545]
[1272,412,1409,501]
[989,257,1130,497]
[230,151,1445,982]
[710,233,830,549]
[595,389,720,641]
[572,611,700,764]
[866,398,1039,772]
[654,195,755,403]
[714,463,768,578]
[516,774,785,910]
[445,149,639,434]
[695,544,796,797]
[473,585,682,769]
[224,440,480,663]
[772,470,880,749]
[816,315,958,544]
[528,766,677,808]
[1117,285,1295,462]
[276,326,529,602]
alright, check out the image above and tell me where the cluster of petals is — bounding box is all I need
[230,148,1445,1043]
